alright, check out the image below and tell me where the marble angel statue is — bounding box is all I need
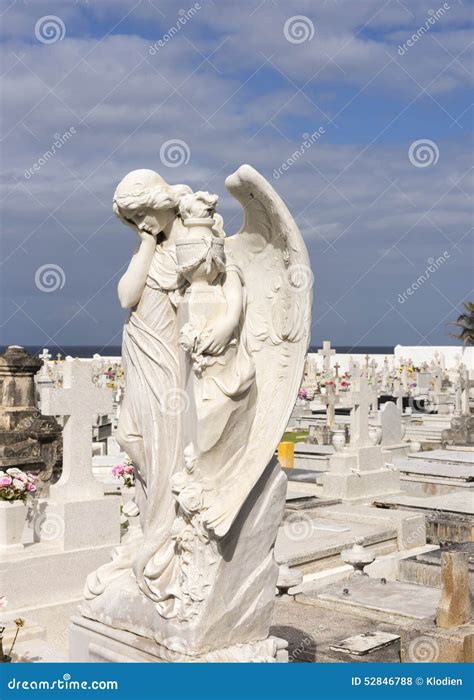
[78,165,312,663]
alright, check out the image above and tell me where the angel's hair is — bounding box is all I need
[113,169,192,221]
[178,191,219,221]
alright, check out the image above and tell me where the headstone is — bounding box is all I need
[436,550,471,629]
[318,341,335,376]
[380,402,402,446]
[348,376,377,448]
[41,360,113,500]
[381,357,390,392]
[416,371,431,393]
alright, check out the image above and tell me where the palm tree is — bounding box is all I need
[448,302,474,345]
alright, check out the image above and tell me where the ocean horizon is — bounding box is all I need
[1,344,398,358]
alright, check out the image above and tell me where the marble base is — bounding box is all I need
[70,615,288,663]
[322,468,400,501]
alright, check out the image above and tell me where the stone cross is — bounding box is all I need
[364,354,370,373]
[39,348,51,363]
[369,359,378,382]
[41,360,113,500]
[334,362,340,378]
[318,340,335,375]
[460,366,470,416]
[349,376,377,448]
[393,378,404,411]
[432,367,443,394]
[37,348,54,389]
[323,382,340,429]
[401,367,409,393]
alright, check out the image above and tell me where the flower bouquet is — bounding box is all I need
[112,459,135,488]
[0,469,37,503]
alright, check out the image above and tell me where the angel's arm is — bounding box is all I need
[199,270,243,355]
[117,235,156,309]
[221,269,243,331]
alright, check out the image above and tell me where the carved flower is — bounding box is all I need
[183,443,197,474]
[170,472,188,494]
[170,516,187,543]
[177,483,203,516]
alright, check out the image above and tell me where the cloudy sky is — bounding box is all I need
[1,0,472,352]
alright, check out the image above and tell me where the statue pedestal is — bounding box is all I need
[69,615,288,662]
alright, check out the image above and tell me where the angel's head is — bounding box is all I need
[113,169,192,237]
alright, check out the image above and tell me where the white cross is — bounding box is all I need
[323,382,340,428]
[41,360,113,499]
[349,375,377,448]
[37,348,54,388]
[318,340,335,374]
[39,348,51,363]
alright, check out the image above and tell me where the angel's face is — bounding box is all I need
[128,207,175,236]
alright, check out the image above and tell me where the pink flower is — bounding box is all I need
[124,465,134,475]
[0,476,12,487]
[26,483,37,492]
[112,465,125,477]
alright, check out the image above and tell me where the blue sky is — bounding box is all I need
[0,0,472,352]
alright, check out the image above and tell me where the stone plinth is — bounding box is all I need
[436,550,472,629]
[322,446,400,502]
[0,346,61,479]
[70,616,288,662]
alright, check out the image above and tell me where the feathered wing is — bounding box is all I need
[203,164,312,538]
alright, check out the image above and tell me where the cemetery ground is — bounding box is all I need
[0,343,472,663]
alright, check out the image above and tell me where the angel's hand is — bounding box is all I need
[199,321,235,356]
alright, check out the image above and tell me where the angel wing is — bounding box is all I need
[203,164,312,537]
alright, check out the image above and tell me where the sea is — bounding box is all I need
[1,345,395,358]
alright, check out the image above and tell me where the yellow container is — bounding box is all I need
[278,441,295,470]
